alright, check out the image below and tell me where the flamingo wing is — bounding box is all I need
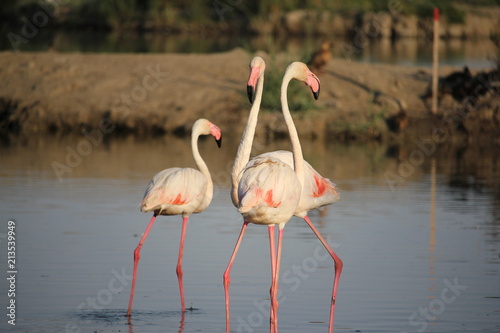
[238,156,301,225]
[141,167,208,216]
[258,150,340,212]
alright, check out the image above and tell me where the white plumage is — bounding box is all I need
[238,155,301,226]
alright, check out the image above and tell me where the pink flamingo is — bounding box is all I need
[227,57,343,333]
[126,118,222,317]
[224,60,332,333]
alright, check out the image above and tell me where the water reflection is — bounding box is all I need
[126,310,187,333]
[0,28,496,68]
[428,159,437,325]
[1,133,499,203]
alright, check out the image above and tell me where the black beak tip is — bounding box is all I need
[247,85,254,104]
[216,137,222,148]
[313,88,320,100]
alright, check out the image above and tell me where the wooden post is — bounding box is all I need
[431,8,440,114]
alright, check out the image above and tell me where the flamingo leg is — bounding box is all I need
[304,216,343,333]
[178,310,186,333]
[268,225,276,332]
[223,221,249,333]
[176,216,189,312]
[271,227,284,333]
[127,315,134,333]
[127,214,157,317]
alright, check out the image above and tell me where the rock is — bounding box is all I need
[249,19,275,35]
[446,23,465,39]
[361,12,392,38]
[463,14,498,38]
[284,10,309,35]
[392,15,419,38]
[330,15,355,36]
[315,11,332,36]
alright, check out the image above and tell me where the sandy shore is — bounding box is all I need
[1,49,498,144]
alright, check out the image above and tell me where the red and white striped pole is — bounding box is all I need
[431,8,440,114]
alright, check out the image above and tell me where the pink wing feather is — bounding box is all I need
[238,156,301,225]
[141,167,207,215]
[257,150,340,213]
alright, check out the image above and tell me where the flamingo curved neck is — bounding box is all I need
[281,72,305,187]
[231,70,265,206]
[191,130,213,204]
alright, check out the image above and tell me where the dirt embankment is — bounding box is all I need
[0,49,499,144]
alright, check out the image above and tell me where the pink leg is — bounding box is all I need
[178,310,186,333]
[271,227,284,333]
[176,216,189,312]
[127,214,157,317]
[223,221,249,333]
[127,316,134,333]
[304,216,343,333]
[268,225,276,332]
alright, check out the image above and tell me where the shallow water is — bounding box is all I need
[0,135,499,333]
[1,29,497,69]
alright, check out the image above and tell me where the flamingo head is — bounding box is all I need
[287,62,321,100]
[247,56,266,104]
[193,118,222,148]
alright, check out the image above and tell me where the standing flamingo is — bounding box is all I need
[126,118,222,317]
[224,61,327,333]
[228,57,343,333]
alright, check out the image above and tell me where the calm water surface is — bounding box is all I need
[1,29,497,69]
[0,135,499,333]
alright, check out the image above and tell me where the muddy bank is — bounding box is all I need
[0,49,499,145]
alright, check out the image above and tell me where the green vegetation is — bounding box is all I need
[257,56,322,113]
[1,0,498,31]
[402,1,467,24]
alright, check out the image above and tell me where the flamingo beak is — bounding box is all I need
[306,70,321,100]
[247,85,254,104]
[247,66,261,104]
[313,87,320,100]
[210,123,222,148]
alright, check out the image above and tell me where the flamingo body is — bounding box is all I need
[230,57,339,216]
[141,167,208,216]
[238,155,301,225]
[256,150,340,217]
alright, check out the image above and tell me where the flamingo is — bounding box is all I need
[126,118,222,317]
[227,57,343,333]
[224,60,332,333]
